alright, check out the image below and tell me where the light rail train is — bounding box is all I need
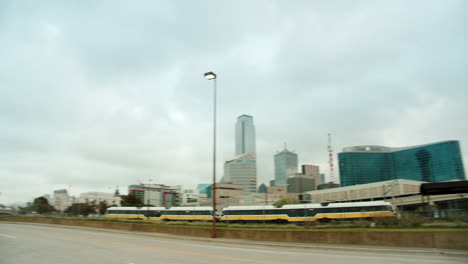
[105,201,396,223]
[222,201,396,223]
[105,206,166,220]
[0,208,13,215]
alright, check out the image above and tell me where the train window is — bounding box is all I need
[342,207,358,213]
[286,209,296,217]
[306,209,317,216]
[325,208,338,213]
[286,209,303,217]
[296,210,305,217]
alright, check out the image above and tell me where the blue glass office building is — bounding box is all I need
[338,140,465,187]
[274,148,298,186]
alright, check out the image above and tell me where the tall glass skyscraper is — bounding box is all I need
[235,115,256,156]
[274,148,298,186]
[223,114,257,193]
[338,140,466,187]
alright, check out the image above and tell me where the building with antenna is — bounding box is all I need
[274,145,298,186]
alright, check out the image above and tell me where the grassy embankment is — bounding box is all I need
[2,215,468,231]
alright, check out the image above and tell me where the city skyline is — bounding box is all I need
[1,1,467,204]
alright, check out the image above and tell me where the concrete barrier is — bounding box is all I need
[1,217,466,250]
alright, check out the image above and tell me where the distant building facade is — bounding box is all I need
[301,164,321,189]
[215,183,243,197]
[338,140,466,187]
[128,184,181,207]
[269,180,276,187]
[317,182,340,190]
[266,186,299,201]
[268,185,286,194]
[198,183,244,209]
[180,189,199,206]
[274,148,298,186]
[320,174,326,185]
[197,184,211,196]
[287,173,315,193]
[257,183,267,193]
[78,192,121,206]
[235,115,256,156]
[305,179,423,203]
[52,189,74,212]
[224,152,257,193]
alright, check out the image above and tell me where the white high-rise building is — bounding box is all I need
[224,152,257,194]
[235,115,256,156]
[52,189,74,212]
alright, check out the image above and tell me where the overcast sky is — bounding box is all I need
[1,0,467,205]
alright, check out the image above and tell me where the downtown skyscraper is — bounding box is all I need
[224,115,257,193]
[274,147,298,186]
[235,115,256,155]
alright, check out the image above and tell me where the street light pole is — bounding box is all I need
[204,71,217,239]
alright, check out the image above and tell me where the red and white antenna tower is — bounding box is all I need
[328,133,335,183]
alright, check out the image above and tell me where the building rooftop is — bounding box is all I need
[306,179,426,195]
[342,140,458,153]
[225,152,256,163]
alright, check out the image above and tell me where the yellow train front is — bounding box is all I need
[221,201,396,224]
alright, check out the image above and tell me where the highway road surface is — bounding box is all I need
[1,222,467,264]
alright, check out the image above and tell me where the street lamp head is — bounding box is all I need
[204,72,217,80]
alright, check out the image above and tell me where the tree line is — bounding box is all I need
[17,194,144,216]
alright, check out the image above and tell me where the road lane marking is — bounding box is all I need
[0,233,16,238]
